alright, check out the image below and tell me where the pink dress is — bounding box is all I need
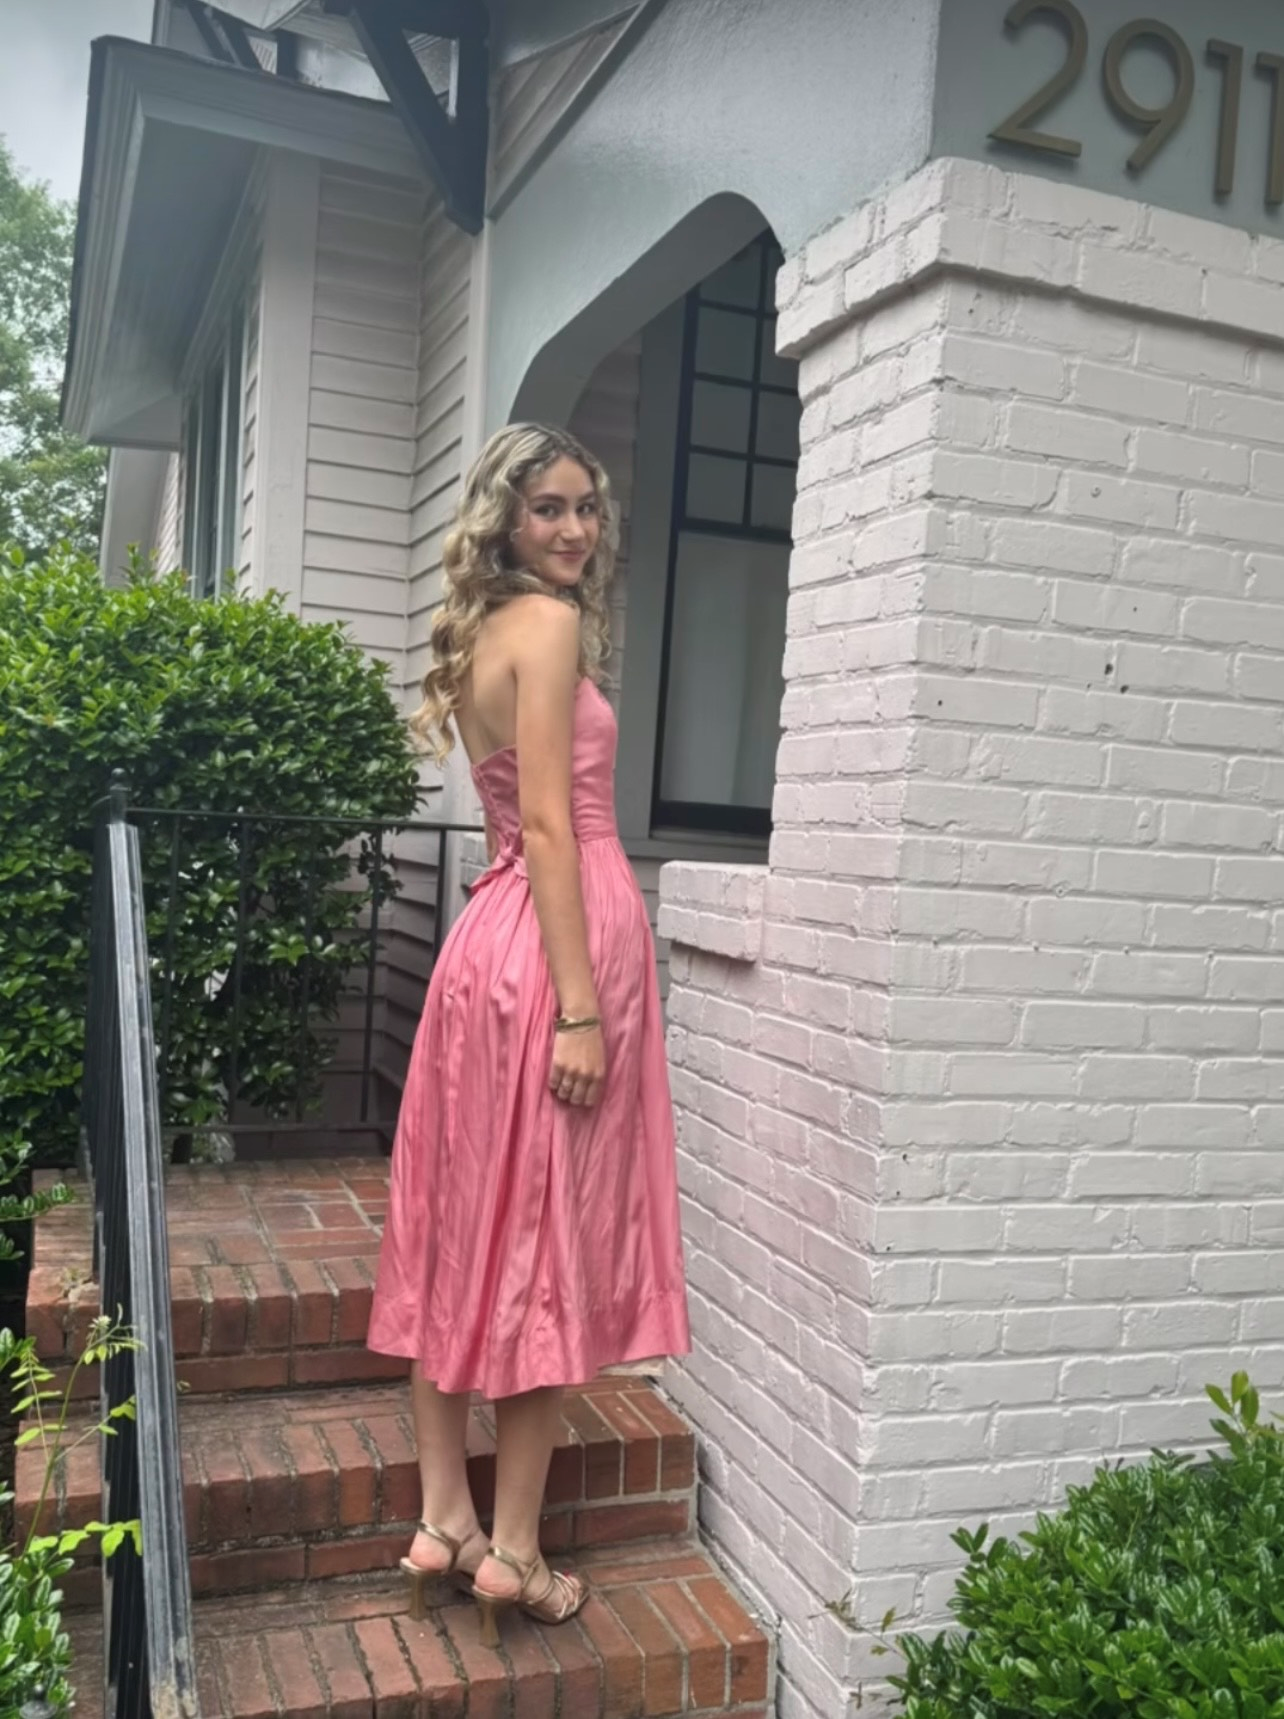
[368,679,690,1398]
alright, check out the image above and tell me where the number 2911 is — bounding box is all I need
[989,0,1284,206]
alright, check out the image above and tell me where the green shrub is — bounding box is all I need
[0,545,419,1164]
[887,1375,1284,1719]
[0,1313,141,1718]
[0,1137,132,1717]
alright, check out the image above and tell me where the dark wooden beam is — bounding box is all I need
[343,0,488,234]
[180,0,236,64]
[213,9,264,71]
[274,29,301,80]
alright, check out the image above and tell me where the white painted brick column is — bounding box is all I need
[661,158,1284,1719]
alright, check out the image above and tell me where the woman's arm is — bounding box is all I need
[510,595,604,1107]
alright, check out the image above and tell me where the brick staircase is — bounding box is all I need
[24,1160,772,1718]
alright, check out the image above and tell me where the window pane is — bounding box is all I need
[754,390,800,463]
[658,532,788,813]
[758,320,799,390]
[690,379,751,454]
[702,245,761,310]
[695,306,757,380]
[750,462,795,534]
[685,452,747,524]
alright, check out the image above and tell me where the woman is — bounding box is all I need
[367,423,690,1647]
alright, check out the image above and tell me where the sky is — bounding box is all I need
[1,0,154,202]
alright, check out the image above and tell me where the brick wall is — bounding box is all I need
[661,158,1284,1719]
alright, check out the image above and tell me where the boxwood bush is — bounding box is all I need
[888,1375,1284,1719]
[0,545,419,1165]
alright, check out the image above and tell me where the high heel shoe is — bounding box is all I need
[400,1521,479,1621]
[473,1545,587,1648]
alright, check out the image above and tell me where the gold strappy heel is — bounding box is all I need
[400,1521,477,1620]
[473,1545,587,1648]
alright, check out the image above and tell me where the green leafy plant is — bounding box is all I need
[0,1143,73,1265]
[0,545,420,1165]
[0,137,107,561]
[0,1314,140,1717]
[871,1374,1284,1719]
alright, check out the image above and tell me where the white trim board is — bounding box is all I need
[65,37,419,444]
[249,151,320,615]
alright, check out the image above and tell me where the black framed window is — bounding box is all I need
[652,233,800,838]
[182,308,245,600]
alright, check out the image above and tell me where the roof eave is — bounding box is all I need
[63,38,421,444]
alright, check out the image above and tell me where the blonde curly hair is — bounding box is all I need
[411,423,617,762]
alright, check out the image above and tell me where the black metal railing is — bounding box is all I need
[82,780,199,1717]
[112,774,481,1156]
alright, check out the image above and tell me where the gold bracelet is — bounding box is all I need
[554,1014,601,1034]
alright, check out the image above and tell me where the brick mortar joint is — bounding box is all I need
[778,157,1284,363]
[659,862,768,962]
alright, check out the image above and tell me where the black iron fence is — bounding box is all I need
[75,779,480,1712]
[111,772,481,1157]
[82,782,199,1717]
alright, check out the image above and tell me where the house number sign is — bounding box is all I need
[989,0,1284,205]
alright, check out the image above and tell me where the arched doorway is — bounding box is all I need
[518,215,801,990]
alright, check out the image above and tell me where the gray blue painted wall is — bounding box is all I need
[484,0,941,425]
[487,0,1284,426]
[934,0,1284,238]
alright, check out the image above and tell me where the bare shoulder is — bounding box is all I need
[500,593,580,661]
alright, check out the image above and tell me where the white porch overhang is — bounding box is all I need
[63,36,420,448]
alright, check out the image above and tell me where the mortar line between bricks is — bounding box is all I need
[346,1610,411,1714]
[193,1264,215,1355]
[490,1626,523,1719]
[391,1408,421,1530]
[315,1257,342,1346]
[677,1576,734,1710]
[309,1417,345,1533]
[188,1435,211,1547]
[272,1257,308,1349]
[248,1631,285,1716]
[201,1636,231,1717]
[527,1618,565,1719]
[620,1388,666,1442]
[232,1259,260,1347]
[427,1606,472,1688]
[691,1530,781,1648]
[303,1619,366,1714]
[607,1584,687,1714]
[213,1425,254,1543]
[564,1610,608,1719]
[267,1415,296,1526]
[351,1412,389,1524]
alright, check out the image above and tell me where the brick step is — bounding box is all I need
[29,1159,400,1395]
[68,1546,772,1719]
[20,1379,696,1606]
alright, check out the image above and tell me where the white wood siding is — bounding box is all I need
[155,454,182,570]
[239,255,261,587]
[383,200,475,1091]
[302,165,425,675]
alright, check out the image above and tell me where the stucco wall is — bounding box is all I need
[662,157,1284,1719]
[484,0,939,425]
[935,0,1284,239]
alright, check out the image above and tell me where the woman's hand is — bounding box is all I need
[549,1026,606,1108]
